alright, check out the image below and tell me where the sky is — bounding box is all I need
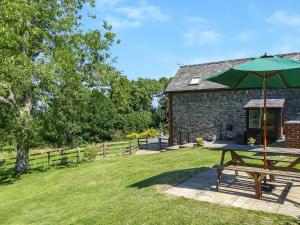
[82,0,300,80]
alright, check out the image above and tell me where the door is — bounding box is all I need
[246,109,279,144]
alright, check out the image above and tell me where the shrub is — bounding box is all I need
[196,137,204,147]
[126,132,139,140]
[139,128,158,139]
[83,145,98,161]
[112,130,125,142]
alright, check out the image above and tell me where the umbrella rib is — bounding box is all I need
[233,72,249,88]
[278,71,289,88]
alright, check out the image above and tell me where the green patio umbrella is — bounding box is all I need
[207,55,300,169]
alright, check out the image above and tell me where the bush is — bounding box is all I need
[139,128,158,139]
[83,145,98,161]
[112,130,125,142]
[126,132,139,140]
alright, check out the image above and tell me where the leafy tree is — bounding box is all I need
[0,0,118,172]
[152,77,171,131]
[123,111,152,133]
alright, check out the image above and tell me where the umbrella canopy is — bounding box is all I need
[208,56,300,89]
[207,55,300,169]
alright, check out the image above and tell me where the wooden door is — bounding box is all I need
[246,109,279,144]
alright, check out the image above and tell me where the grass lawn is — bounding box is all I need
[0,148,298,225]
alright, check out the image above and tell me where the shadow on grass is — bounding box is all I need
[0,162,83,186]
[129,167,209,189]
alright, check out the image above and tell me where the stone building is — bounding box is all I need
[165,52,300,145]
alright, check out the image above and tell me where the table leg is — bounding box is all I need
[268,161,275,181]
[220,150,226,165]
[253,173,262,199]
[216,168,223,191]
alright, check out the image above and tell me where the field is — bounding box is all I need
[0,148,298,225]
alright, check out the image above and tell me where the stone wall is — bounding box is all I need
[171,89,300,144]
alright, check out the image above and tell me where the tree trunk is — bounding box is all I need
[15,140,29,173]
[14,92,32,173]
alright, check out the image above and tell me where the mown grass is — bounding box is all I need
[0,148,298,225]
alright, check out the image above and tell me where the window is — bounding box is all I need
[189,77,201,85]
[248,109,260,129]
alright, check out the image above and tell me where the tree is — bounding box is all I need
[0,0,118,172]
[152,77,171,132]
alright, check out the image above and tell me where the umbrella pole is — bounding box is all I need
[262,74,276,192]
[263,75,267,169]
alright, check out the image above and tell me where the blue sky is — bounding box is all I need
[83,0,300,80]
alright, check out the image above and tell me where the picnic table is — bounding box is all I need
[213,144,300,198]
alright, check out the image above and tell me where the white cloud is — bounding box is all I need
[105,16,141,29]
[99,1,169,29]
[116,3,170,21]
[183,16,221,46]
[95,0,123,9]
[267,10,300,27]
[184,28,220,46]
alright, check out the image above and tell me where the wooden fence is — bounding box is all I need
[0,140,138,170]
[137,137,168,150]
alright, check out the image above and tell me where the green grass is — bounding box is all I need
[0,148,298,225]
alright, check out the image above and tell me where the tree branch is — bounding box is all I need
[0,96,14,108]
[0,82,18,109]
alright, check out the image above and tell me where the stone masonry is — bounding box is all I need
[171,89,300,144]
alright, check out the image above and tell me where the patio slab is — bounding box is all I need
[165,168,300,219]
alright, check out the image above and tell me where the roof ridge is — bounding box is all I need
[180,51,300,68]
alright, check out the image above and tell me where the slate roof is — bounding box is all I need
[165,52,300,92]
[243,98,285,109]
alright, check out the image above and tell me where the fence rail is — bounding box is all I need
[0,140,138,170]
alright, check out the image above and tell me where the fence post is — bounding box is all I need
[187,132,190,143]
[47,152,50,167]
[179,131,182,145]
[158,137,162,150]
[137,138,140,148]
[77,148,80,163]
[146,138,149,150]
[129,140,132,155]
[102,142,106,157]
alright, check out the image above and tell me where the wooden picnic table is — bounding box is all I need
[219,144,300,172]
[213,144,300,198]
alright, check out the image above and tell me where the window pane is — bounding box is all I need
[249,109,260,129]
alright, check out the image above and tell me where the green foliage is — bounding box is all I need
[83,145,98,161]
[111,130,125,142]
[126,132,140,140]
[248,137,256,145]
[139,128,158,139]
[0,0,171,171]
[123,111,152,133]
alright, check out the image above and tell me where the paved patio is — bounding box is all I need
[165,168,300,219]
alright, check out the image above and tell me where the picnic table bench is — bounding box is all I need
[213,145,300,199]
[213,164,300,198]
